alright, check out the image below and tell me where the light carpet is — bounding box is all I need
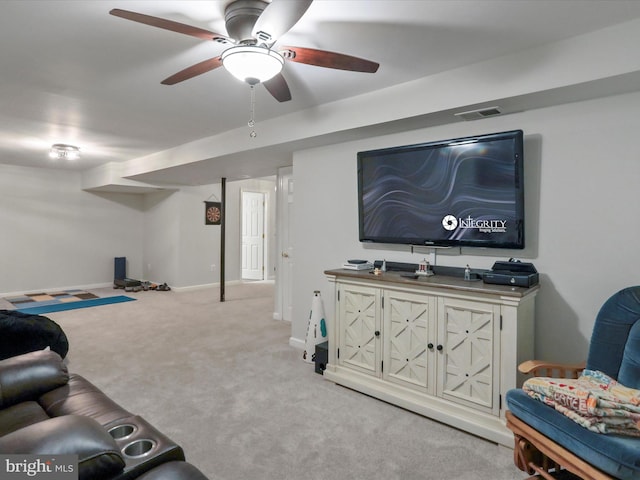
[45,283,523,480]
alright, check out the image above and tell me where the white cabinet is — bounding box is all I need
[337,282,380,376]
[325,269,537,447]
[437,297,500,415]
[383,290,436,395]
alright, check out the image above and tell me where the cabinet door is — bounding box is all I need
[338,283,381,376]
[383,290,436,394]
[437,297,500,415]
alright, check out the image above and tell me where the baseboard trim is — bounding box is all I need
[0,280,255,298]
[0,282,113,298]
[289,337,305,350]
[171,280,242,293]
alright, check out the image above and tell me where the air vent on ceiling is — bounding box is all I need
[454,106,502,121]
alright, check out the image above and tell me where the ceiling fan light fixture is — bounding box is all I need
[221,45,284,85]
[49,143,80,160]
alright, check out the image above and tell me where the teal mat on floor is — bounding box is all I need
[16,295,136,315]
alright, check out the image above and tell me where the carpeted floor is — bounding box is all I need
[42,282,524,480]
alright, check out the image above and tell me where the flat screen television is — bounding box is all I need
[357,129,524,249]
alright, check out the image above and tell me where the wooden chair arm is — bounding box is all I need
[518,359,586,379]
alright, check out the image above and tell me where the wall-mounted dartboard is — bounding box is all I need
[205,201,222,225]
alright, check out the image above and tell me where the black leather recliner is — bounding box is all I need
[0,349,208,480]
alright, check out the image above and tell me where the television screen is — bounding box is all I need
[357,129,524,249]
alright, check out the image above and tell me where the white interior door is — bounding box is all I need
[276,168,294,321]
[242,191,265,280]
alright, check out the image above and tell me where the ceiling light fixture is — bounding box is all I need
[49,143,81,160]
[221,45,284,85]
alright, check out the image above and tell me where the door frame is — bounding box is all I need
[274,166,293,321]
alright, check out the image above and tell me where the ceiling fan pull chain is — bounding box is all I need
[248,85,257,138]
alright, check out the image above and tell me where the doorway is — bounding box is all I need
[241,191,265,280]
[275,167,293,321]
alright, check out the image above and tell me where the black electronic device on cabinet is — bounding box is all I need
[482,260,538,287]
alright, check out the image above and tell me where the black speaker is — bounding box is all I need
[315,341,328,374]
[114,257,126,281]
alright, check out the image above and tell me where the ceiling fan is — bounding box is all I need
[110,0,379,103]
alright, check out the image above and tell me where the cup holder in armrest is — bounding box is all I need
[102,415,185,479]
[108,424,137,440]
[123,439,156,458]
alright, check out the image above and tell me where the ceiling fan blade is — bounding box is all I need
[263,74,292,102]
[280,46,379,73]
[110,9,232,43]
[161,57,223,85]
[251,0,313,44]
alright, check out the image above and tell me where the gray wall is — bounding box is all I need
[291,90,640,363]
[0,165,145,294]
[135,176,276,288]
[0,171,276,294]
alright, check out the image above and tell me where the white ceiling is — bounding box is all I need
[2,0,640,181]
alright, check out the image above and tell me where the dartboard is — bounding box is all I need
[207,206,221,224]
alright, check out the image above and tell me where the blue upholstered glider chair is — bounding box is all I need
[506,286,640,480]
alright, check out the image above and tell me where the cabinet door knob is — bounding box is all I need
[427,343,434,349]
[436,344,443,351]
[374,330,380,337]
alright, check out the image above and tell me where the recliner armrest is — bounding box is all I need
[518,359,586,378]
[0,350,69,408]
[0,415,125,480]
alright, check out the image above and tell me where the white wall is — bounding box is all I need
[142,186,225,289]
[292,90,640,363]
[177,186,225,288]
[0,165,145,294]
[142,183,238,289]
[0,168,276,295]
[140,178,276,289]
[142,190,182,286]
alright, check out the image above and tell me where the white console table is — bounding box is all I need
[324,268,538,446]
